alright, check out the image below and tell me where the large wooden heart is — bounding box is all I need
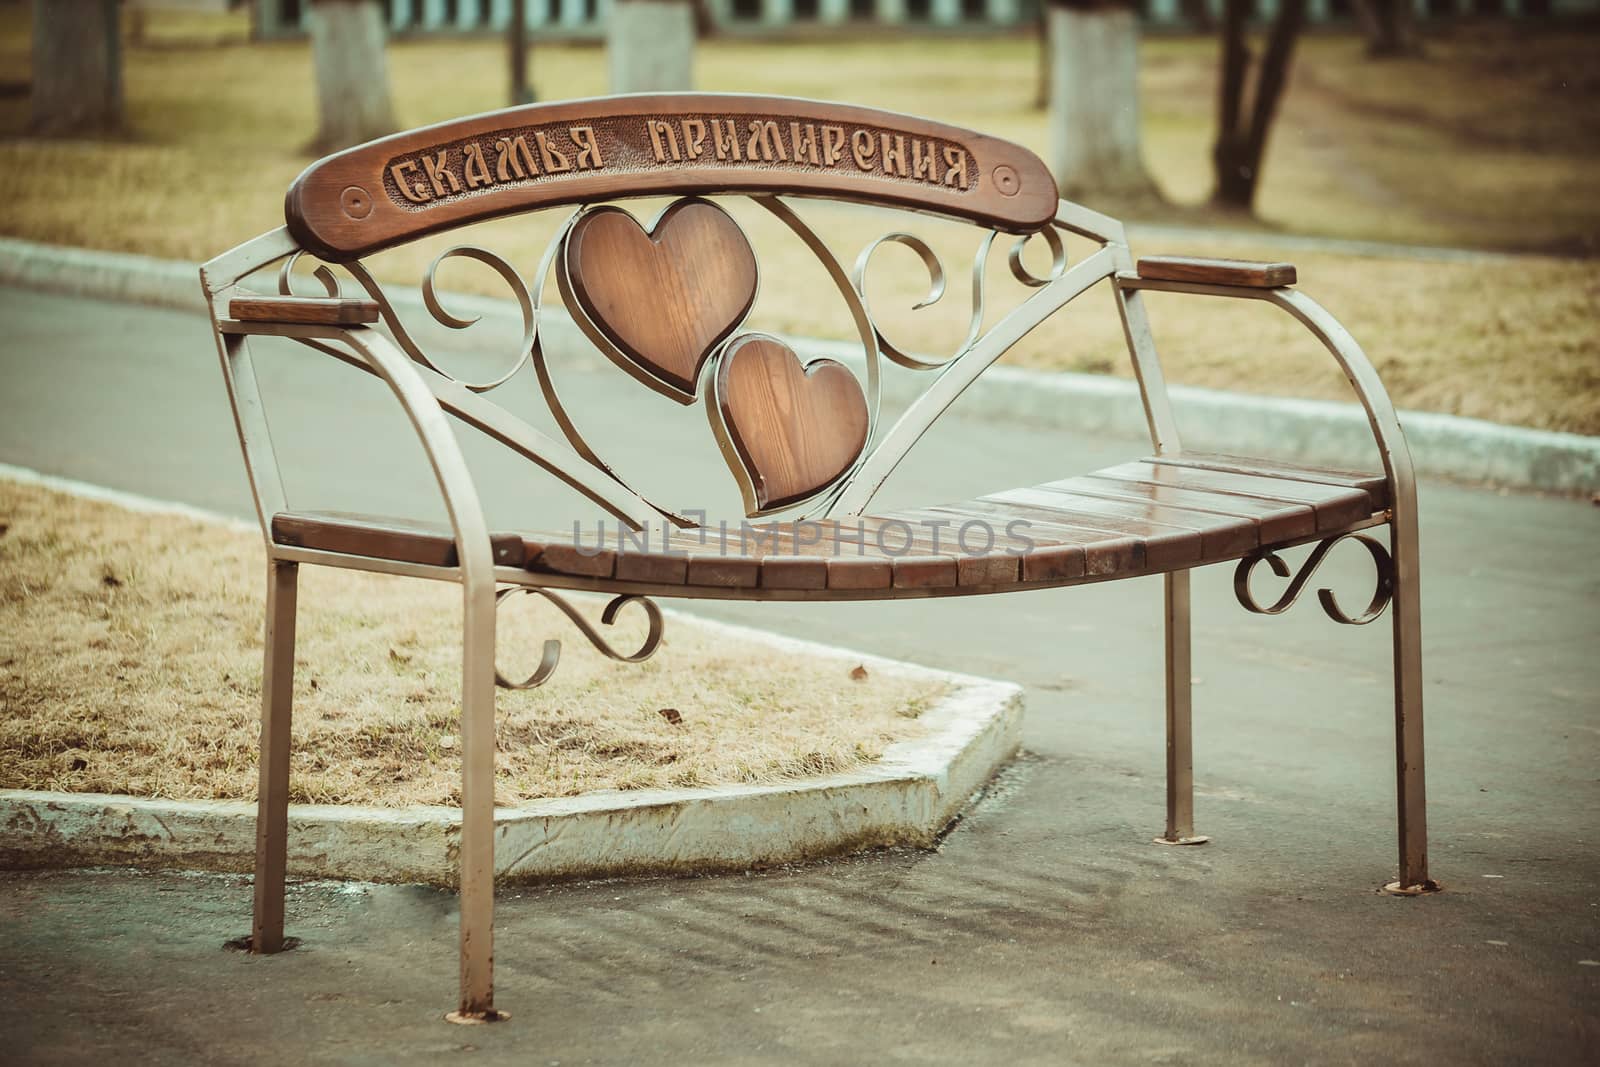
[561,198,758,404]
[711,335,870,515]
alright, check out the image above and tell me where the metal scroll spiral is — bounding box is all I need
[493,588,664,690]
[277,253,344,300]
[279,239,541,395]
[279,218,696,529]
[1233,533,1395,626]
[850,226,1067,370]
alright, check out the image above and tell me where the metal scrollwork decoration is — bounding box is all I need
[1234,533,1395,626]
[493,588,664,690]
[346,243,540,394]
[849,223,1068,370]
[269,193,1078,528]
[277,251,343,300]
[1006,226,1068,288]
[852,230,993,370]
[277,240,542,395]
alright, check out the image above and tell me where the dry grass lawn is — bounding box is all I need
[0,479,944,807]
[0,13,1595,433]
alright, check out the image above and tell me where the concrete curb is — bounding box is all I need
[0,675,1022,887]
[3,237,1594,494]
[0,467,1024,887]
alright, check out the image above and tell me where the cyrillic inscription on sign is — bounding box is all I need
[382,114,979,209]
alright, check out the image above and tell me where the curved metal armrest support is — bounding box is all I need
[1117,271,1432,893]
[342,327,498,598]
[219,311,513,1014]
[1114,272,1418,524]
[219,318,498,595]
[217,316,660,531]
[203,227,662,532]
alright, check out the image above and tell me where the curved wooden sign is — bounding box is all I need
[284,94,1059,261]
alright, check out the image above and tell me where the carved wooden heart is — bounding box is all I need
[712,335,870,514]
[562,198,758,403]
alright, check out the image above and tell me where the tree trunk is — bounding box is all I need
[1211,0,1305,213]
[308,0,398,154]
[30,0,122,136]
[1353,0,1423,58]
[1033,4,1050,111]
[609,0,696,94]
[1046,2,1161,206]
[509,0,534,105]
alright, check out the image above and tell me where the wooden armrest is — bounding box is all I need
[228,296,381,325]
[1136,255,1296,288]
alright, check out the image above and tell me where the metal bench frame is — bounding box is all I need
[200,94,1434,1023]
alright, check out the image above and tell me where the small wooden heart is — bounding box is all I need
[561,198,758,403]
[711,335,870,514]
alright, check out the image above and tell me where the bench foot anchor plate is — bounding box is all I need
[445,1010,511,1025]
[224,935,301,953]
[1152,835,1210,846]
[1381,880,1442,896]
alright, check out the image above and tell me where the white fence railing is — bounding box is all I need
[250,0,1593,39]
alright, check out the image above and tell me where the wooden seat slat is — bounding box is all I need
[272,512,526,568]
[656,529,761,589]
[1151,453,1389,510]
[894,504,1112,582]
[839,513,1036,554]
[1039,475,1318,545]
[762,555,832,590]
[613,551,689,586]
[807,519,971,589]
[754,528,897,591]
[892,555,962,589]
[672,523,890,591]
[983,487,1260,560]
[685,555,763,589]
[524,538,615,579]
[842,512,1044,587]
[825,557,896,590]
[900,502,1137,578]
[961,493,1203,570]
[1086,463,1375,530]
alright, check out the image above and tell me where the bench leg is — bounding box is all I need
[1385,525,1436,894]
[1156,571,1208,847]
[251,559,298,953]
[448,581,505,1023]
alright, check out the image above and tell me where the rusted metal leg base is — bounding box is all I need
[445,1009,511,1025]
[224,935,302,953]
[1152,834,1210,847]
[1381,879,1443,896]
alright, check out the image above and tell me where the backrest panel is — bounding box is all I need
[285,94,1059,261]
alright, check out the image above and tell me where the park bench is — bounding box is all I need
[200,94,1434,1023]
